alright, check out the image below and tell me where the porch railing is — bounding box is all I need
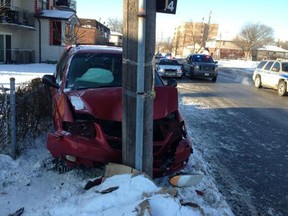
[0,6,35,28]
[0,49,35,64]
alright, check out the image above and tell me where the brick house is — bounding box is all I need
[206,38,244,60]
[109,31,122,47]
[251,45,288,61]
[0,0,79,64]
[76,18,110,45]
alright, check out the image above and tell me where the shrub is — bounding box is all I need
[0,78,53,155]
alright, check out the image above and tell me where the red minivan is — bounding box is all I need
[42,45,192,177]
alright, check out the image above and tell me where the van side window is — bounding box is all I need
[55,50,69,83]
[264,62,273,70]
[271,62,280,72]
[257,61,267,69]
[282,63,288,72]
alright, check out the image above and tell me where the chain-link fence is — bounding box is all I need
[0,77,53,157]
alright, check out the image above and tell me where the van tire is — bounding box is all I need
[277,81,286,96]
[254,75,262,88]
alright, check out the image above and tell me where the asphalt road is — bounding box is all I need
[176,70,288,216]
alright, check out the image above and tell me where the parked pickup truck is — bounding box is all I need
[182,54,218,82]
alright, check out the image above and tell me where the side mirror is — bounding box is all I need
[214,61,218,64]
[42,74,59,89]
[167,78,177,87]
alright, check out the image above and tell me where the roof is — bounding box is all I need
[70,45,122,53]
[38,10,79,23]
[255,45,288,52]
[110,31,123,36]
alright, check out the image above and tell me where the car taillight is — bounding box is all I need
[63,121,96,139]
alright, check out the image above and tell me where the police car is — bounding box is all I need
[252,59,288,96]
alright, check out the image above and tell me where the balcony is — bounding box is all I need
[0,6,35,29]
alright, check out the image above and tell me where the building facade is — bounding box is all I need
[76,18,110,45]
[0,0,78,64]
[109,31,122,47]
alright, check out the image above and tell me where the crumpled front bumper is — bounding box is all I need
[46,131,192,177]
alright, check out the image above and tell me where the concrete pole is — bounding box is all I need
[122,0,156,177]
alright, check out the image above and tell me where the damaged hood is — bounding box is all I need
[66,86,178,121]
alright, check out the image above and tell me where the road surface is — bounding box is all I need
[177,70,288,215]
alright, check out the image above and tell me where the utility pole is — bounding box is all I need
[122,0,156,177]
[207,10,212,41]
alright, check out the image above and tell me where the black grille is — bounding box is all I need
[165,69,177,73]
[98,112,182,150]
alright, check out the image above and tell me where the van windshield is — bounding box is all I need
[65,52,164,90]
[192,55,214,63]
[66,53,122,90]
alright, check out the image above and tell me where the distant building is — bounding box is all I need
[0,0,79,63]
[173,21,219,57]
[206,36,244,60]
[76,18,110,45]
[109,31,122,47]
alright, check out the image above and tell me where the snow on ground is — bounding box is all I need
[0,60,256,216]
[0,133,234,216]
[0,63,55,89]
[218,60,259,69]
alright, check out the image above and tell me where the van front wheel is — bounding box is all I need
[254,75,262,88]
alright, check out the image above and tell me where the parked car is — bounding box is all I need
[252,59,288,96]
[42,45,193,177]
[182,54,218,82]
[155,58,183,78]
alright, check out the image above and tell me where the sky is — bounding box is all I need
[0,61,256,215]
[76,0,288,42]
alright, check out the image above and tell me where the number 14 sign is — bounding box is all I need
[156,0,178,14]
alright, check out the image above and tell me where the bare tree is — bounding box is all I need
[65,24,86,45]
[179,21,217,54]
[233,23,274,60]
[52,21,85,46]
[173,31,182,56]
[0,1,8,16]
[184,22,203,53]
[156,37,174,55]
[277,40,288,50]
[107,17,123,33]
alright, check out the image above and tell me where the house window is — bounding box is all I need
[51,20,62,45]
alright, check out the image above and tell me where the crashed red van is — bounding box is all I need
[42,45,192,177]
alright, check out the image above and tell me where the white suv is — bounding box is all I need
[252,60,288,96]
